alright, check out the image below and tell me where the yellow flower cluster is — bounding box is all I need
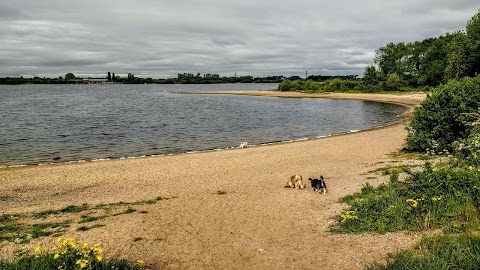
[431,195,443,202]
[406,198,419,208]
[33,237,106,269]
[340,210,358,223]
[52,237,77,256]
[76,259,88,269]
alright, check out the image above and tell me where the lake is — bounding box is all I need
[0,83,406,167]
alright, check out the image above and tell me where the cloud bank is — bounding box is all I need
[0,0,477,78]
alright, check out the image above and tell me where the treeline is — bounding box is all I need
[365,10,480,90]
[0,77,67,85]
[280,10,480,93]
[0,73,288,85]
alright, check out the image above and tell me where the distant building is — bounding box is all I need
[83,78,109,84]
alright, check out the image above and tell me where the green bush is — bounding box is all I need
[453,110,480,166]
[367,234,480,270]
[277,79,360,92]
[406,76,480,152]
[278,79,292,91]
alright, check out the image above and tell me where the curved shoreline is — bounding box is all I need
[0,91,424,170]
[0,92,426,270]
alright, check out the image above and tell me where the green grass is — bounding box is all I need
[367,234,480,270]
[76,224,105,231]
[34,205,89,219]
[1,196,173,243]
[333,163,480,233]
[78,215,109,224]
[0,220,71,242]
[369,165,415,176]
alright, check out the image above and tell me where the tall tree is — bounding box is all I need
[362,65,380,90]
[417,36,450,86]
[64,73,75,80]
[107,72,112,82]
[445,32,470,81]
[112,73,116,82]
[466,9,480,76]
[374,42,408,78]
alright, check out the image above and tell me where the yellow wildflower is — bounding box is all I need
[406,198,418,208]
[54,253,60,259]
[136,259,144,265]
[76,259,88,269]
[340,210,358,223]
[469,166,474,171]
[34,245,42,254]
[96,255,103,262]
[431,195,443,202]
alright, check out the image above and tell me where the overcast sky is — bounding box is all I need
[0,1,478,78]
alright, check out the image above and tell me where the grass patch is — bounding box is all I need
[78,215,109,224]
[34,205,89,219]
[1,220,71,241]
[1,195,173,243]
[113,207,137,217]
[367,234,480,270]
[76,224,105,231]
[369,165,414,176]
[333,163,480,233]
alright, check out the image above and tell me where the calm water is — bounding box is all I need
[0,84,406,167]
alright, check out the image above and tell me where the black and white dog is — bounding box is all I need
[308,175,327,195]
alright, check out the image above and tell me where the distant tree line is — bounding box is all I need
[0,72,289,85]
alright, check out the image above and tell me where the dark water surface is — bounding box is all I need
[0,84,406,167]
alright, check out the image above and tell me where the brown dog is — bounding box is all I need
[287,175,305,189]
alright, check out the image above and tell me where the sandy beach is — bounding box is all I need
[0,91,426,269]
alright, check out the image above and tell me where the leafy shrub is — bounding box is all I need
[453,110,480,166]
[406,76,480,152]
[367,234,480,270]
[277,79,360,92]
[278,79,292,91]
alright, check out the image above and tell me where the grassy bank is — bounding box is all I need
[334,76,480,269]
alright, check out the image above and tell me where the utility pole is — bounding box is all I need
[305,70,308,79]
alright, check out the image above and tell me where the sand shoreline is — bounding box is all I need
[1,91,427,269]
[0,91,423,170]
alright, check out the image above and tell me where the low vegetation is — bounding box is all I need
[334,164,480,233]
[334,75,480,269]
[0,197,170,268]
[0,196,172,242]
[0,237,144,270]
[366,234,480,270]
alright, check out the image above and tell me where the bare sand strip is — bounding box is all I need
[0,92,426,270]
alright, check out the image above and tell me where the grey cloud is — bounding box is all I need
[0,1,478,78]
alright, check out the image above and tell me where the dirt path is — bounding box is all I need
[0,92,426,269]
